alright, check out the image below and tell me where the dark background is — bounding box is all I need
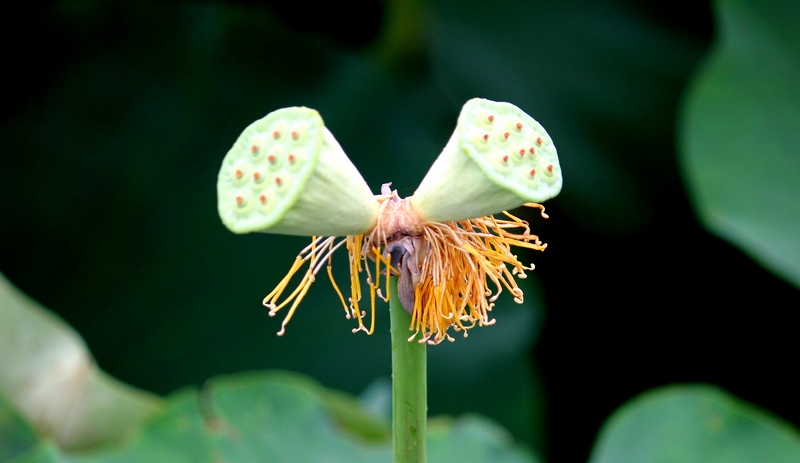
[2,1,798,462]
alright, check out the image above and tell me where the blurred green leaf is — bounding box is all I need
[680,0,800,287]
[588,384,800,463]
[10,389,211,463]
[12,371,538,463]
[323,388,392,442]
[428,415,542,463]
[0,394,38,462]
[0,274,162,451]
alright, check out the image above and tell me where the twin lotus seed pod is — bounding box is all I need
[217,107,378,236]
[217,98,562,235]
[412,98,562,222]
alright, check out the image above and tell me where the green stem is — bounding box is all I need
[390,275,427,463]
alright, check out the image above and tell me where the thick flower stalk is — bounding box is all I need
[217,98,563,344]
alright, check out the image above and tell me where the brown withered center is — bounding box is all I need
[374,197,424,244]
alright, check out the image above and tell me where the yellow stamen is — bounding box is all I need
[327,262,349,317]
[263,201,549,342]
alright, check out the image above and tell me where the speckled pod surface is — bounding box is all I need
[412,98,562,222]
[217,107,378,236]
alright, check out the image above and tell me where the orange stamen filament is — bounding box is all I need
[263,200,548,341]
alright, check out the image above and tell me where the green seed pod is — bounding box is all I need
[217,107,379,236]
[411,98,562,222]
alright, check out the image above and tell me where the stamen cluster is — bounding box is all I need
[263,188,548,344]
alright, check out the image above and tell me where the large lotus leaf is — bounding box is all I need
[680,0,800,287]
[588,384,800,463]
[9,371,539,463]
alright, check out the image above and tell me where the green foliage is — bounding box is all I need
[589,384,800,463]
[4,371,539,463]
[427,416,540,463]
[0,395,38,462]
[680,0,800,287]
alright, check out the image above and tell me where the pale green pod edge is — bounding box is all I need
[412,98,562,223]
[217,107,379,237]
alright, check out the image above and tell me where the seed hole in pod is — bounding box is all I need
[529,147,535,154]
[502,155,509,163]
[547,164,553,172]
[275,177,283,186]
[251,145,259,154]
[530,169,536,177]
[235,169,243,179]
[519,149,525,156]
[259,194,267,204]
[253,172,265,183]
[236,196,246,207]
[483,133,489,141]
[288,154,296,164]
[268,154,276,164]
[488,115,495,122]
[273,131,280,139]
[516,122,523,130]
[536,136,543,145]
[504,132,510,139]
[291,131,298,140]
